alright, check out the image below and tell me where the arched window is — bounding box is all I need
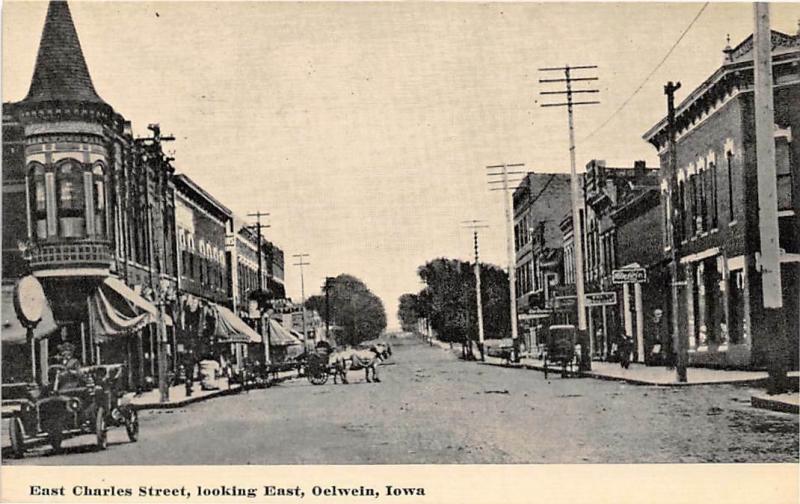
[28,163,47,240]
[92,164,107,238]
[56,160,85,238]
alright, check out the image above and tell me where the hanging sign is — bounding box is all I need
[612,268,647,284]
[14,276,47,328]
[585,291,618,307]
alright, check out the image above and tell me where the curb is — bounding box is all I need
[132,371,301,410]
[132,385,243,410]
[751,395,800,414]
[477,358,772,387]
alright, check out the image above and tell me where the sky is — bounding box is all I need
[4,1,800,330]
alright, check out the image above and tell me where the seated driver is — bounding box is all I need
[53,343,86,390]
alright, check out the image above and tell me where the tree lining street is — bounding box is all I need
[6,337,797,465]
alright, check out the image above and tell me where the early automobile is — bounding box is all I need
[4,363,139,457]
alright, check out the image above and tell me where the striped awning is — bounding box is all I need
[213,304,262,344]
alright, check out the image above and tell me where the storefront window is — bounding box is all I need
[728,270,744,344]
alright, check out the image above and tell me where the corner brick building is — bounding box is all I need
[643,30,799,369]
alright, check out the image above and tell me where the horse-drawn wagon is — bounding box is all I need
[543,325,579,378]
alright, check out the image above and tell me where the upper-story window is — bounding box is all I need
[726,151,735,223]
[29,164,47,240]
[92,164,106,238]
[776,132,794,211]
[27,159,108,241]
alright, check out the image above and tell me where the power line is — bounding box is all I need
[579,2,710,143]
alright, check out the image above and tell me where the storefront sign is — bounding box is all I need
[585,291,617,306]
[612,268,647,284]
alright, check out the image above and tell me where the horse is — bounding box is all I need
[331,346,385,384]
[359,341,392,360]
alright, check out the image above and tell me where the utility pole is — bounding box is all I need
[487,164,525,361]
[292,254,311,347]
[140,124,175,403]
[753,3,787,394]
[539,64,599,371]
[664,81,687,383]
[246,212,270,294]
[462,220,489,361]
[323,277,334,341]
[247,211,270,365]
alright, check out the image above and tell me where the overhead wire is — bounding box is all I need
[579,2,711,144]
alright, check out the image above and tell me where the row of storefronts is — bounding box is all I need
[514,29,799,370]
[1,1,303,390]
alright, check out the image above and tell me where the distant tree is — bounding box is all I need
[415,258,510,354]
[397,293,421,332]
[306,274,386,346]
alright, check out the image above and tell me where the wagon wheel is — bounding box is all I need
[308,366,329,385]
[9,417,26,458]
[95,407,108,450]
[125,408,139,442]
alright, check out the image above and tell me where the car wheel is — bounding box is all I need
[95,407,108,450]
[9,417,26,458]
[125,408,139,442]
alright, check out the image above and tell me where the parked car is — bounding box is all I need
[4,363,139,458]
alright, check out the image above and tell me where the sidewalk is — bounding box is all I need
[130,377,241,409]
[479,354,800,387]
[751,392,800,414]
[131,369,299,409]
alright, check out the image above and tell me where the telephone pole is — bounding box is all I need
[539,64,599,370]
[487,164,525,361]
[753,3,788,394]
[247,211,270,363]
[246,212,270,294]
[323,277,335,341]
[139,124,175,403]
[292,253,311,347]
[462,220,489,360]
[664,81,687,383]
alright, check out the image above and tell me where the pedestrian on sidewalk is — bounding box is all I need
[619,335,633,369]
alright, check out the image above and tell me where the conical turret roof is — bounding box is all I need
[23,1,106,104]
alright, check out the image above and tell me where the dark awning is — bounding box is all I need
[213,304,262,344]
[90,278,157,339]
[1,285,58,345]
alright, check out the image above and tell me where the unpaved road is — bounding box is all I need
[5,337,798,464]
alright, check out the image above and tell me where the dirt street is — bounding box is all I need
[5,337,798,464]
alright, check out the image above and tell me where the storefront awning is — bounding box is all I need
[213,304,262,344]
[103,278,158,317]
[1,285,58,345]
[269,319,303,346]
[90,278,159,339]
